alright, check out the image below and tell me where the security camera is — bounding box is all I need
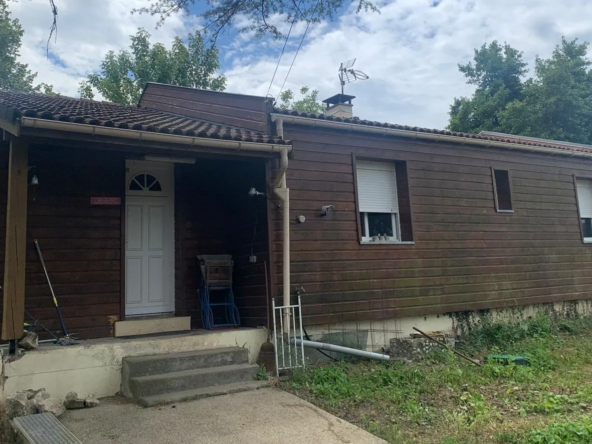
[320,205,334,217]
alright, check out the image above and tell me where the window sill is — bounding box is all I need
[360,241,415,246]
[496,210,514,213]
[583,239,592,244]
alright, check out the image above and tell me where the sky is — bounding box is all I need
[8,0,592,129]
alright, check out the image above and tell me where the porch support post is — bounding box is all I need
[2,137,28,340]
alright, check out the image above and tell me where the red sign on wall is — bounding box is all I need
[90,197,122,206]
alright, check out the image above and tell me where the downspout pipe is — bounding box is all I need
[270,119,291,331]
[293,338,390,361]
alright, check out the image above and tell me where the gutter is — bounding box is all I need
[271,114,592,159]
[19,117,292,154]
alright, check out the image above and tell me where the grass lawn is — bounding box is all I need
[284,313,592,443]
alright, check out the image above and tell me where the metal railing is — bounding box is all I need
[272,295,305,376]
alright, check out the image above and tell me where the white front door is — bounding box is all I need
[125,161,175,316]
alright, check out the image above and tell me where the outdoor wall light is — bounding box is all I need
[320,205,334,217]
[28,166,38,202]
[248,187,265,197]
[28,166,38,186]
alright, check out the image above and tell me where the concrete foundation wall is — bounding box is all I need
[1,328,267,400]
[303,300,592,354]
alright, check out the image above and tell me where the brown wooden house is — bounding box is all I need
[2,84,592,345]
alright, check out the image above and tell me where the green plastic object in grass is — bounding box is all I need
[484,355,531,366]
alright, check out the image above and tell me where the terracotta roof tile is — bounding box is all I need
[0,90,287,144]
[272,107,592,154]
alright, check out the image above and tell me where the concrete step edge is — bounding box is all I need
[123,347,247,364]
[137,380,270,407]
[130,363,259,383]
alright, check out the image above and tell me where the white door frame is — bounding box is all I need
[125,160,175,316]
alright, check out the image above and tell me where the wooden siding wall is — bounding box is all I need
[0,144,124,339]
[175,158,268,328]
[140,84,271,133]
[275,125,592,326]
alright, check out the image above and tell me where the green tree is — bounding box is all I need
[448,41,527,133]
[0,0,54,93]
[79,28,226,105]
[278,86,324,113]
[448,38,592,145]
[499,38,592,144]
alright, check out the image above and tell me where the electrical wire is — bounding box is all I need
[276,0,322,100]
[265,7,301,98]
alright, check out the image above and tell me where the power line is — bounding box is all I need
[266,10,301,97]
[276,0,321,100]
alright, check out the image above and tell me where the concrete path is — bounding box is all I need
[60,388,386,444]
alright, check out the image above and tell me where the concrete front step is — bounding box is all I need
[122,347,248,379]
[137,380,269,407]
[128,363,260,398]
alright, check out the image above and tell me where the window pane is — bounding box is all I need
[150,181,162,191]
[129,179,142,190]
[360,213,367,238]
[367,213,394,237]
[494,169,513,211]
[583,218,592,238]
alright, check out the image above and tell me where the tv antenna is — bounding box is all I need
[338,59,369,95]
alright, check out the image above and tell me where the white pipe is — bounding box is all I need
[294,339,390,361]
[20,117,292,154]
[271,148,290,332]
[271,114,592,159]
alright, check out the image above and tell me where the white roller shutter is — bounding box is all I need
[577,179,592,218]
[356,160,399,213]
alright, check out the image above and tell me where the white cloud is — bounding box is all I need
[223,0,592,129]
[9,0,193,97]
[9,0,592,129]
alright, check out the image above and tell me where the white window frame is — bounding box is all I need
[576,177,592,243]
[360,212,401,243]
[356,160,402,244]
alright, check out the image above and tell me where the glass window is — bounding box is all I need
[368,213,394,237]
[356,160,401,243]
[129,173,162,192]
[493,169,513,211]
[582,218,592,239]
[577,179,592,242]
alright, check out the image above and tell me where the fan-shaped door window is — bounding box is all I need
[129,173,162,192]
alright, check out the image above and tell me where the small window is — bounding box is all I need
[576,178,592,242]
[356,160,401,242]
[129,173,162,192]
[493,169,513,212]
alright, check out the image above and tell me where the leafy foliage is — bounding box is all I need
[133,0,378,40]
[255,364,268,380]
[278,86,324,113]
[0,0,54,93]
[79,28,226,105]
[448,38,592,145]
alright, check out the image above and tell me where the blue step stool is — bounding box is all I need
[198,255,240,329]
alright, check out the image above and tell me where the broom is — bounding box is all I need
[34,239,77,346]
[256,261,276,375]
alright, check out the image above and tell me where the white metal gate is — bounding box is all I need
[272,295,305,376]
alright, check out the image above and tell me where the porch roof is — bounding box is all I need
[0,90,287,144]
